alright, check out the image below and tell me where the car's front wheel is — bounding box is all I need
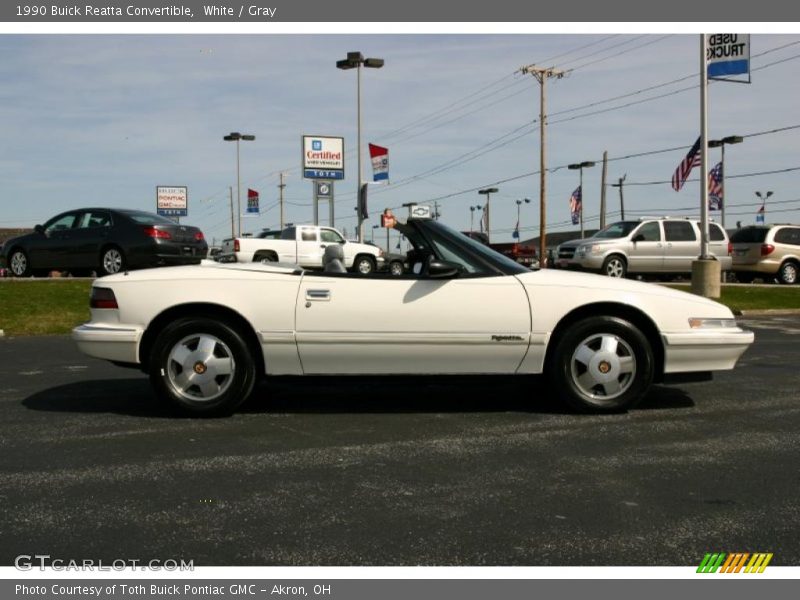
[354,255,376,275]
[777,261,798,285]
[389,260,404,276]
[549,316,654,413]
[149,317,257,416]
[602,255,627,278]
[8,248,31,277]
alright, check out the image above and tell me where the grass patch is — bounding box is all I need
[667,284,800,312]
[0,280,92,335]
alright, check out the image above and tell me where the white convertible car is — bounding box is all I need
[73,206,754,416]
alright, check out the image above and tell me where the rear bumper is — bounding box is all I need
[72,324,143,364]
[662,328,754,374]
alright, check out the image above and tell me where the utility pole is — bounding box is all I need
[229,186,235,239]
[600,151,608,230]
[611,175,626,220]
[277,172,286,230]
[521,64,565,267]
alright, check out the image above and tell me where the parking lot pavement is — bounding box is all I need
[0,317,798,566]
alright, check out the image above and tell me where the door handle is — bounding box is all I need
[305,289,331,301]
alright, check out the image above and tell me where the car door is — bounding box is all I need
[296,226,323,267]
[626,221,663,273]
[320,228,349,264]
[70,210,113,268]
[295,274,531,374]
[29,211,81,269]
[663,221,698,272]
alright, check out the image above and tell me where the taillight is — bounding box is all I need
[761,244,775,256]
[234,239,240,252]
[727,242,733,255]
[142,226,171,239]
[90,287,118,309]
[194,231,205,242]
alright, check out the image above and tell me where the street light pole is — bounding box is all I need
[478,187,499,243]
[337,52,384,243]
[708,135,743,229]
[755,191,773,223]
[223,132,255,237]
[515,198,531,240]
[568,161,595,239]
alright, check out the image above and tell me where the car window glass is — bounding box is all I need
[773,227,800,246]
[709,223,726,241]
[634,221,661,242]
[77,211,111,229]
[593,221,640,239]
[320,229,344,244]
[730,227,768,243]
[664,221,696,242]
[123,211,176,225]
[280,227,296,240]
[300,228,317,242]
[44,213,78,234]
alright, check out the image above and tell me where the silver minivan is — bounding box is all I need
[556,218,732,278]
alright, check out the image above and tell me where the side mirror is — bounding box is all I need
[339,239,346,244]
[428,259,461,279]
[34,224,45,235]
[632,234,645,243]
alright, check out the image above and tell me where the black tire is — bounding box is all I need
[253,251,278,263]
[8,248,31,277]
[777,261,799,285]
[353,255,376,275]
[601,255,627,278]
[549,316,654,413]
[735,273,755,284]
[149,317,257,416]
[389,260,404,276]
[99,246,125,276]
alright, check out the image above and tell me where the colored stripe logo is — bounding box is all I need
[697,552,773,573]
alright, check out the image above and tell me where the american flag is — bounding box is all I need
[672,137,702,191]
[569,186,582,225]
[756,203,765,224]
[708,162,723,210]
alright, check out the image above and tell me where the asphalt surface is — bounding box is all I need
[0,316,798,566]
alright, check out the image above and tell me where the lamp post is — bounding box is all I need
[336,51,384,243]
[568,161,595,239]
[478,187,499,243]
[514,198,531,240]
[708,135,743,228]
[223,132,255,237]
[755,191,773,223]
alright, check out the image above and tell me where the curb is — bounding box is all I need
[734,309,800,316]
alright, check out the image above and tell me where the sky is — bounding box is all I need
[1,32,799,246]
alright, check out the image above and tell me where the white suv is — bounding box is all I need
[556,218,732,278]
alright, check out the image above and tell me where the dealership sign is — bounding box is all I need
[707,34,750,81]
[156,186,188,217]
[302,135,345,180]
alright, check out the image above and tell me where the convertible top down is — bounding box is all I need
[73,205,754,416]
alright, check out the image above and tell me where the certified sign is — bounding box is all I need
[302,135,345,180]
[156,186,188,217]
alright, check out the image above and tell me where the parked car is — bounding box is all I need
[730,224,800,284]
[1,208,207,277]
[556,218,732,278]
[219,225,384,274]
[73,205,753,417]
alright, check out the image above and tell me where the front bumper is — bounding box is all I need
[662,328,754,373]
[72,324,143,364]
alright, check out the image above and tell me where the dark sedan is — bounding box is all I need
[2,208,208,277]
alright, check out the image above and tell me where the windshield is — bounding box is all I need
[730,227,769,243]
[121,210,178,226]
[593,221,640,239]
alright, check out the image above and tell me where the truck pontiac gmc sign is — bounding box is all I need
[302,135,345,180]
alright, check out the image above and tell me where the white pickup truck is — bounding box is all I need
[220,225,384,274]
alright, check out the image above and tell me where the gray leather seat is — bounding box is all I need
[323,244,347,273]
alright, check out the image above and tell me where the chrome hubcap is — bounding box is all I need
[570,333,636,402]
[358,260,372,274]
[783,264,797,283]
[103,249,122,273]
[10,252,26,275]
[166,334,235,402]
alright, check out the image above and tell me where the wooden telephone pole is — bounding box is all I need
[520,64,564,267]
[277,172,286,229]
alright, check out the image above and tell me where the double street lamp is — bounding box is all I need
[223,132,255,237]
[337,51,384,243]
[755,190,773,223]
[470,205,483,233]
[708,135,743,228]
[568,161,595,238]
[514,198,531,240]
[478,187,499,243]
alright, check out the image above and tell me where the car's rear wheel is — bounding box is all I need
[149,317,256,416]
[389,260,404,276]
[253,251,278,262]
[354,255,376,275]
[549,316,654,413]
[100,246,125,276]
[602,255,627,278]
[777,261,798,285]
[8,248,31,277]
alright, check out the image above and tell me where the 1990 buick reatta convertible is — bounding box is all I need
[73,205,753,416]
